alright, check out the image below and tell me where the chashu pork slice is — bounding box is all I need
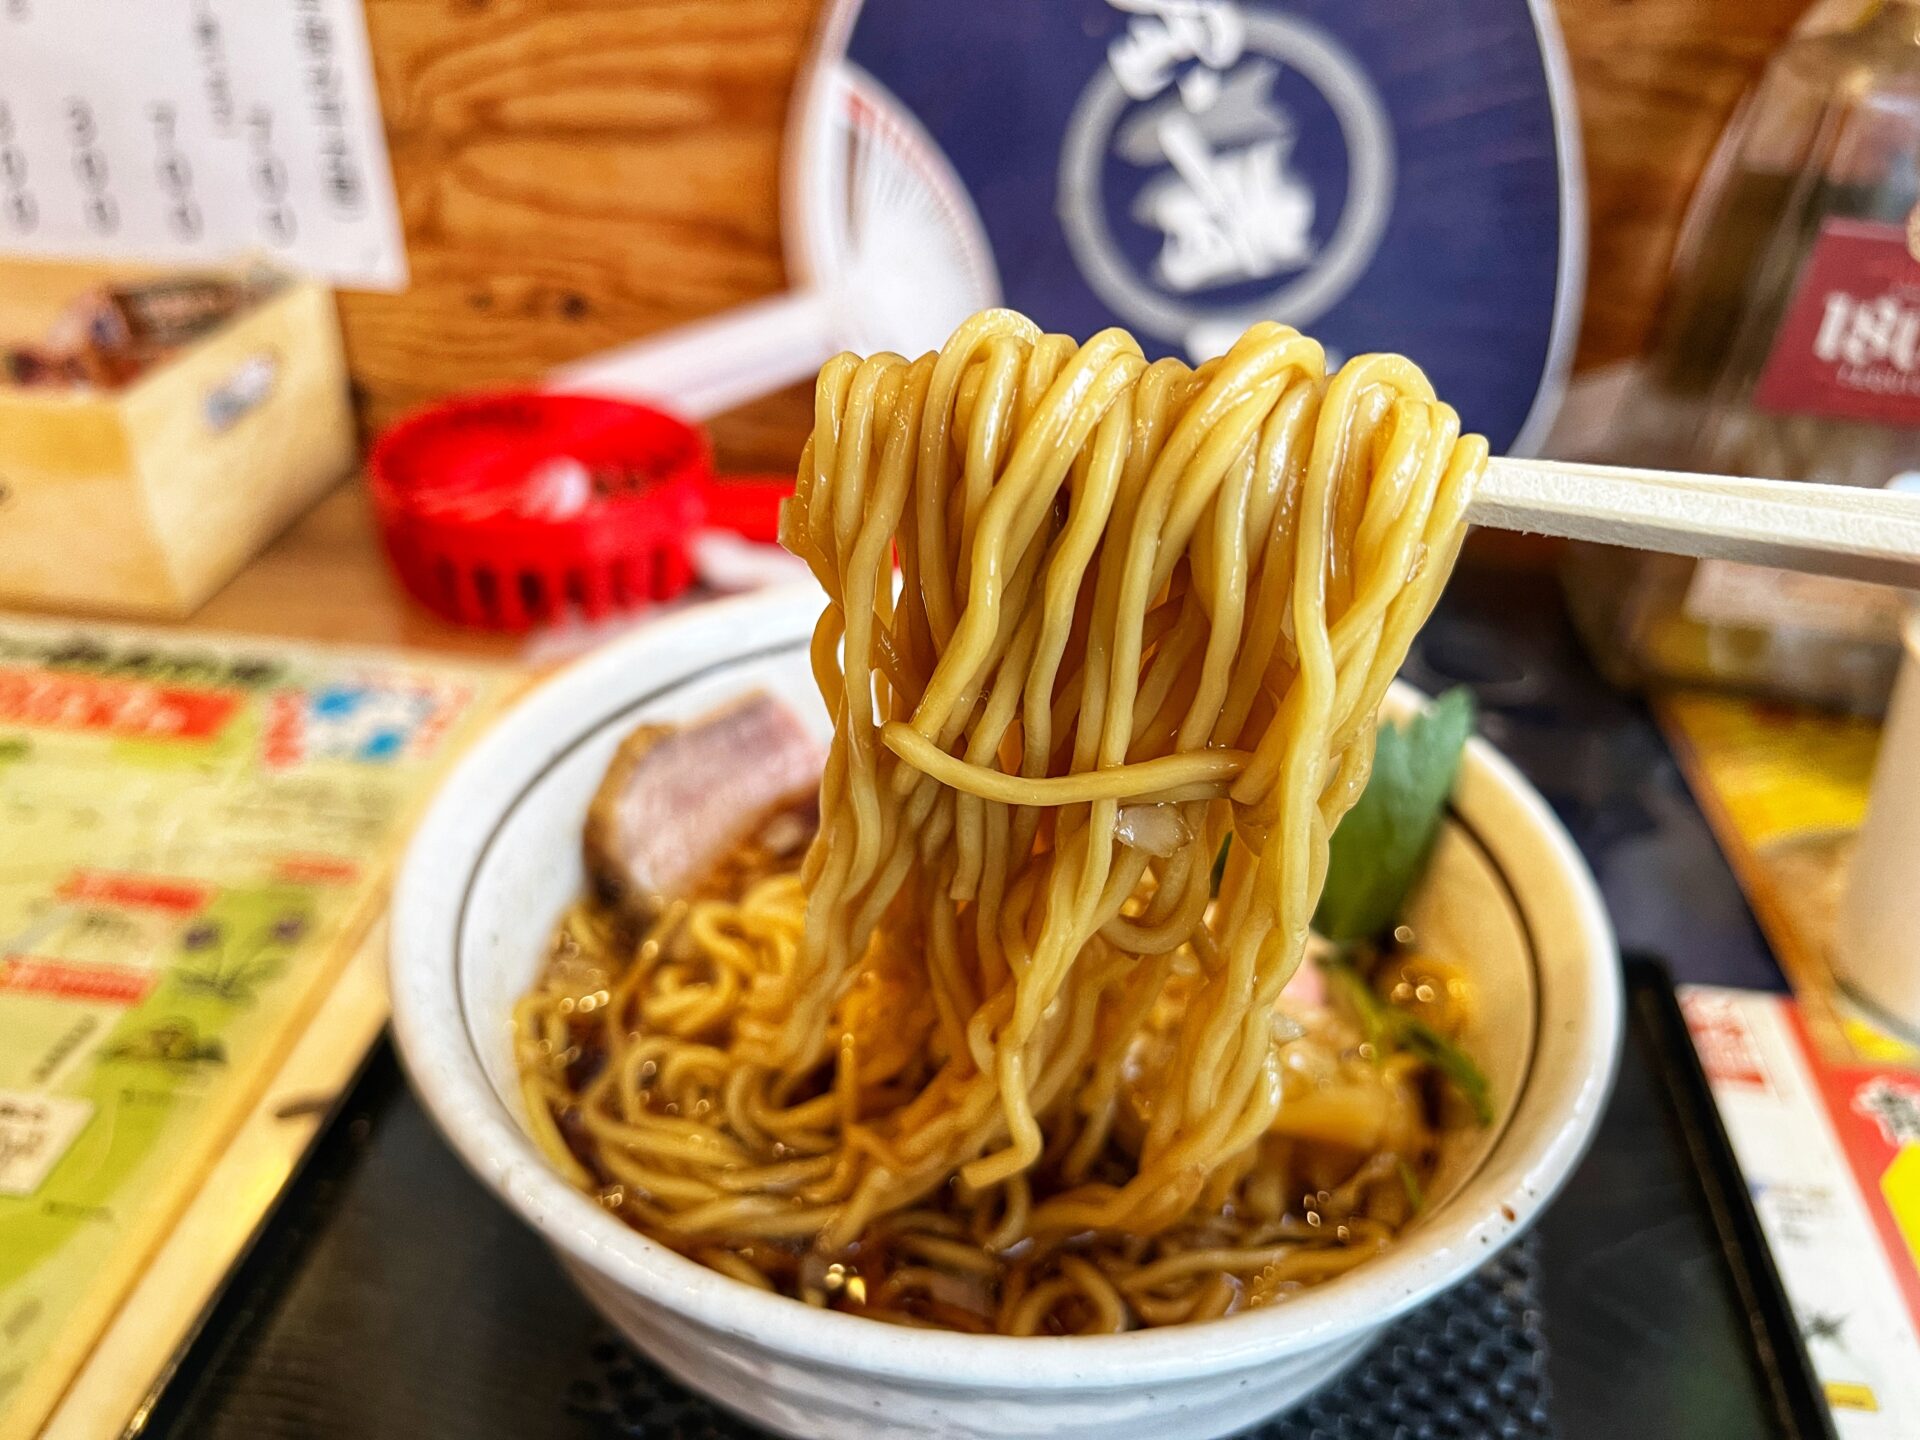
[584,692,824,922]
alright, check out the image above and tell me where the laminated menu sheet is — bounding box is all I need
[1683,985,1920,1437]
[0,0,406,288]
[0,617,511,1440]
[1661,690,1920,1433]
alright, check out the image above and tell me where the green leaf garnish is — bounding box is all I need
[1210,833,1231,896]
[1397,1158,1426,1213]
[1320,952,1388,1049]
[1394,1011,1494,1126]
[1313,687,1475,944]
[1320,951,1493,1126]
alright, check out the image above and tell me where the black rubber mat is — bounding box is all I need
[562,1237,1551,1439]
[1261,1237,1549,1439]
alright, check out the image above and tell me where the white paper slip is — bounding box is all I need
[0,0,407,289]
[0,1093,94,1198]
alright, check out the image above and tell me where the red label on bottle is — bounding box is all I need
[1753,218,1920,425]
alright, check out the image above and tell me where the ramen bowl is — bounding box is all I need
[390,584,1620,1440]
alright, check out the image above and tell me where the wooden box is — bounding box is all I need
[0,263,355,618]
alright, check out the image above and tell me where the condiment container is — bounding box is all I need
[1838,606,1920,1032]
[0,263,353,618]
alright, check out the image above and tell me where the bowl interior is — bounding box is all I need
[450,606,1536,1232]
[395,583,1618,1387]
[460,640,828,1113]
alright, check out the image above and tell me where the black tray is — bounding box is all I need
[130,958,1831,1440]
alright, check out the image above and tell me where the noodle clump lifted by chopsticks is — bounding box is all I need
[517,310,1487,1334]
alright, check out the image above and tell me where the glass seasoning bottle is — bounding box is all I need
[1566,0,1920,713]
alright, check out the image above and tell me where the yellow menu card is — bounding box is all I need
[0,617,511,1440]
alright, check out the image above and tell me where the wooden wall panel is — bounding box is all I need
[345,0,818,469]
[331,0,1810,466]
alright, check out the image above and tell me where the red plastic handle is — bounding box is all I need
[697,475,793,545]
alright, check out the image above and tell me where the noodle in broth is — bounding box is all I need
[515,311,1486,1334]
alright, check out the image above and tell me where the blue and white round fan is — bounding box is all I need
[562,0,1583,457]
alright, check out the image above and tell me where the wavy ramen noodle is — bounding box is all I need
[516,311,1487,1334]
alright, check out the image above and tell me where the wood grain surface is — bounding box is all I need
[183,481,519,656]
[347,0,819,471]
[0,267,356,616]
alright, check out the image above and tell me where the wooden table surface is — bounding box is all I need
[150,479,518,658]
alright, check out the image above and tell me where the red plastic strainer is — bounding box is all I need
[368,392,789,631]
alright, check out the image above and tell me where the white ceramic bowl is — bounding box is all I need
[390,584,1621,1440]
